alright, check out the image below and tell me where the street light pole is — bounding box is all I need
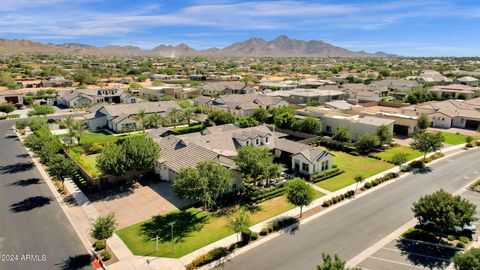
[168,221,176,253]
[150,235,160,252]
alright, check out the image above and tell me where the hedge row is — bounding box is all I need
[248,186,287,203]
[186,247,229,270]
[361,172,399,190]
[173,123,210,134]
[0,114,20,120]
[322,190,355,207]
[259,217,298,236]
[310,168,344,183]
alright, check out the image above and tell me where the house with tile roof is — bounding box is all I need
[84,101,181,132]
[148,124,333,182]
[426,84,477,100]
[58,88,138,108]
[401,98,480,129]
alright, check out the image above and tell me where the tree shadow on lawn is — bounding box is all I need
[0,162,34,174]
[140,210,209,244]
[8,177,41,187]
[56,254,92,270]
[10,196,52,213]
[395,238,456,269]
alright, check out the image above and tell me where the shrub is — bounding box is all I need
[94,240,106,251]
[466,142,474,148]
[447,235,455,241]
[89,143,103,154]
[310,168,344,183]
[186,247,229,269]
[322,200,331,207]
[401,228,438,243]
[251,232,259,241]
[409,160,425,169]
[459,236,470,244]
[364,182,373,189]
[15,120,28,130]
[240,230,253,245]
[260,227,269,236]
[456,242,465,248]
[28,105,55,116]
[228,242,238,252]
[101,250,111,261]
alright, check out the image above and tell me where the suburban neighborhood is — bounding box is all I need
[1,1,480,270]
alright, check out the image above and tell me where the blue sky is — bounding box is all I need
[1,0,480,56]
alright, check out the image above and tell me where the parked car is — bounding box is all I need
[419,220,476,234]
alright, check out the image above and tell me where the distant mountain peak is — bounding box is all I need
[0,36,396,57]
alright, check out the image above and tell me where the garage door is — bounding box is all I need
[393,124,409,136]
[465,119,480,130]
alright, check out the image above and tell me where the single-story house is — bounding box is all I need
[0,92,24,104]
[148,124,333,182]
[199,81,253,96]
[264,88,345,105]
[41,76,73,88]
[58,88,138,108]
[84,101,181,132]
[456,76,479,87]
[426,84,477,99]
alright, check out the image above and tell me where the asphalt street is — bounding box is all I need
[221,148,480,270]
[0,119,90,270]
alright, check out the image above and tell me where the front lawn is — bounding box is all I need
[117,191,324,258]
[440,132,479,145]
[372,145,423,163]
[316,150,394,192]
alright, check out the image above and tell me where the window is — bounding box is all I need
[265,136,269,143]
[246,140,249,146]
[256,138,259,145]
[313,164,316,172]
[302,163,309,172]
[326,125,332,133]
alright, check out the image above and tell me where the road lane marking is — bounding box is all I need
[381,247,451,262]
[368,256,430,269]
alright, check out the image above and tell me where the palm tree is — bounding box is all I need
[71,120,86,144]
[168,108,182,128]
[181,109,195,126]
[147,113,162,128]
[134,109,148,132]
[60,116,76,138]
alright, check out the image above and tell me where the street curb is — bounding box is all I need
[12,126,95,256]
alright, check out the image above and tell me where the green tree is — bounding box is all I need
[317,253,361,270]
[453,248,480,270]
[90,213,118,245]
[73,69,95,85]
[208,110,236,125]
[181,108,195,126]
[252,108,270,123]
[354,175,364,193]
[416,114,431,132]
[0,103,15,115]
[274,111,294,129]
[0,71,18,89]
[71,120,87,143]
[356,134,379,153]
[172,160,233,210]
[410,131,444,160]
[286,178,315,217]
[147,113,162,128]
[168,108,182,128]
[294,117,322,135]
[376,125,393,146]
[96,144,128,176]
[47,154,77,186]
[391,152,409,166]
[122,136,160,175]
[227,208,251,242]
[238,117,260,128]
[412,189,477,235]
[134,109,148,132]
[333,128,352,143]
[234,146,277,185]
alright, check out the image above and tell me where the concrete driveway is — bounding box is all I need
[90,182,191,228]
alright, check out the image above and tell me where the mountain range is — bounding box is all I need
[0,35,396,57]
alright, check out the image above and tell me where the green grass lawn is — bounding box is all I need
[316,150,394,192]
[372,145,423,163]
[440,132,479,145]
[117,191,324,258]
[81,154,100,177]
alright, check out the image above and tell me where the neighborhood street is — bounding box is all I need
[0,119,90,270]
[221,148,480,270]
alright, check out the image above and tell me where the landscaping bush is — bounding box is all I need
[240,229,253,245]
[89,143,103,154]
[15,120,28,130]
[94,240,106,251]
[456,242,465,248]
[260,227,269,236]
[186,247,229,269]
[101,250,111,261]
[0,114,20,120]
[429,152,445,160]
[251,232,259,241]
[409,160,425,169]
[401,228,438,243]
[447,235,455,241]
[459,236,470,244]
[248,186,287,203]
[227,242,238,252]
[466,142,474,148]
[28,105,55,116]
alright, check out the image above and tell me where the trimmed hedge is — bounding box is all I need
[173,123,210,134]
[0,114,20,120]
[186,247,229,270]
[310,168,344,183]
[401,228,438,243]
[361,172,399,191]
[247,185,287,203]
[321,190,355,207]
